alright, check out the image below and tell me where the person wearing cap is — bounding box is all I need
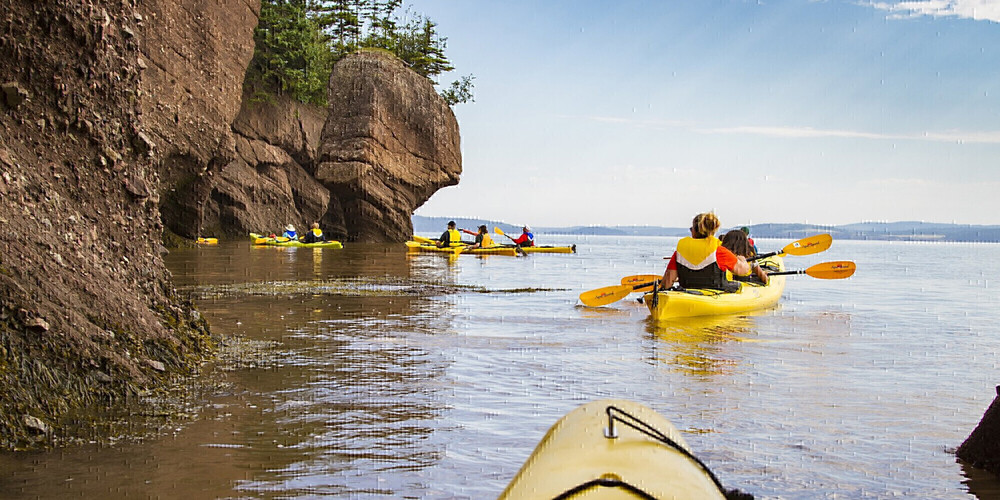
[511,226,534,247]
[437,220,463,248]
[282,224,298,241]
[741,226,758,254]
[461,225,494,249]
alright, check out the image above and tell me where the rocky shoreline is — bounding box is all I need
[1,0,460,449]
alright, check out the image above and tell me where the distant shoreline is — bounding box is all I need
[413,215,1000,243]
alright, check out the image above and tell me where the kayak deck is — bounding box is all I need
[500,399,727,499]
[249,232,343,248]
[405,241,520,256]
[642,256,786,320]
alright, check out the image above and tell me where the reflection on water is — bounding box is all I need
[2,237,1000,498]
[645,314,759,379]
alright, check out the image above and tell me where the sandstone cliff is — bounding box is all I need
[139,0,260,239]
[0,0,218,448]
[958,386,1000,475]
[197,51,462,243]
[201,92,345,240]
[0,0,461,449]
[317,50,462,242]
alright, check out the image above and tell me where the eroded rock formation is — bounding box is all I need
[317,50,462,242]
[958,386,1000,475]
[197,51,462,243]
[139,0,260,239]
[0,0,220,448]
[0,0,462,450]
[200,93,346,239]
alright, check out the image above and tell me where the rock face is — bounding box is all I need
[0,0,461,450]
[0,0,217,448]
[958,386,1000,475]
[316,50,462,242]
[199,93,346,239]
[139,0,260,239]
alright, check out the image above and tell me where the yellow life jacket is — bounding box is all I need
[447,229,462,246]
[481,234,494,247]
[311,228,323,237]
[675,236,738,292]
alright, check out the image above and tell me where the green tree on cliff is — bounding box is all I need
[246,0,474,106]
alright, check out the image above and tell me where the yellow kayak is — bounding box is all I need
[249,232,343,249]
[196,237,218,245]
[405,241,519,257]
[642,256,786,320]
[505,244,576,254]
[500,399,728,499]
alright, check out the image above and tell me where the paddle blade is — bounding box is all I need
[579,284,632,307]
[805,260,855,279]
[493,227,505,236]
[413,235,436,245]
[781,233,832,256]
[621,274,660,292]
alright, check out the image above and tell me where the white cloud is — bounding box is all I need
[581,115,1000,144]
[868,0,1000,23]
[699,125,1000,144]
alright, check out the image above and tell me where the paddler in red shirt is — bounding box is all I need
[658,212,750,292]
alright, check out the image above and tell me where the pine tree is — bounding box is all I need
[246,0,474,106]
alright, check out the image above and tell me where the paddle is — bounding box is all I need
[749,233,832,261]
[493,227,527,256]
[768,261,856,279]
[620,274,661,292]
[579,280,659,307]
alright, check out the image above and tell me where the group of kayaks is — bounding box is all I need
[406,234,577,256]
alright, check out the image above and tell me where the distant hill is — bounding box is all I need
[413,216,1000,242]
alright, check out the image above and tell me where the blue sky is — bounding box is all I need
[406,0,1000,228]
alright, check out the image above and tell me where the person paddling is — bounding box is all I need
[721,229,768,285]
[657,212,749,292]
[302,222,326,243]
[437,220,463,248]
[511,226,534,247]
[282,224,298,241]
[461,225,494,249]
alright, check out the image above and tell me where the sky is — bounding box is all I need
[405,0,1000,228]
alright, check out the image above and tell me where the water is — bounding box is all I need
[2,235,1000,499]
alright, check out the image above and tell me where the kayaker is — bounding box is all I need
[282,224,298,241]
[657,212,749,292]
[722,229,768,285]
[511,226,534,247]
[302,222,326,243]
[437,221,463,247]
[461,225,494,249]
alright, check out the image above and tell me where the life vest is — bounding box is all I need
[283,230,297,240]
[513,232,534,246]
[479,233,494,247]
[311,228,323,238]
[446,229,462,246]
[675,236,739,292]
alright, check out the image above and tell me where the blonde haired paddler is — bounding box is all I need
[302,222,326,243]
[658,212,751,292]
[437,220,464,248]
